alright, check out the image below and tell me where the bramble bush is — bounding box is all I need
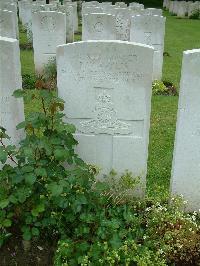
[0,88,200,265]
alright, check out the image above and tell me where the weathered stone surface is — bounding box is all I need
[0,2,18,39]
[57,41,154,196]
[171,49,200,212]
[0,37,25,145]
[130,15,166,80]
[58,4,74,42]
[82,13,116,41]
[110,7,131,41]
[0,9,17,39]
[82,6,104,16]
[144,8,163,16]
[32,11,66,73]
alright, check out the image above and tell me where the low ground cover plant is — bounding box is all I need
[152,80,178,96]
[0,88,200,265]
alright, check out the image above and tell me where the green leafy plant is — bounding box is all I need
[0,87,88,243]
[152,80,178,96]
[1,89,200,265]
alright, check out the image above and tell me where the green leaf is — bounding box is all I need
[36,203,45,213]
[13,89,26,98]
[23,230,32,241]
[23,147,33,157]
[54,149,69,161]
[31,203,45,217]
[47,182,63,196]
[32,227,39,236]
[9,195,18,204]
[35,167,47,177]
[22,165,34,173]
[25,173,36,185]
[0,199,9,209]
[65,124,76,133]
[16,121,26,130]
[0,147,7,164]
[2,219,12,228]
[31,209,39,217]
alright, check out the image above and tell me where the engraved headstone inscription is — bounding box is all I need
[57,41,154,196]
[32,11,66,73]
[82,13,116,41]
[130,15,166,80]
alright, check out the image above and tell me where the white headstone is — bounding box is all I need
[171,49,200,212]
[65,2,78,33]
[32,11,66,73]
[0,2,18,39]
[58,5,74,43]
[129,2,144,10]
[169,0,174,13]
[57,40,154,196]
[82,13,116,41]
[166,0,171,10]
[177,1,188,18]
[0,9,17,39]
[111,7,131,41]
[172,0,179,15]
[144,8,163,16]
[130,15,166,80]
[82,6,104,16]
[0,37,25,145]
[115,2,127,8]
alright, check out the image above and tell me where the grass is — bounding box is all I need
[19,12,199,198]
[163,11,200,88]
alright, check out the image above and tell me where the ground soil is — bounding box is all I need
[0,234,56,266]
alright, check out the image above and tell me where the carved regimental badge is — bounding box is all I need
[79,88,132,135]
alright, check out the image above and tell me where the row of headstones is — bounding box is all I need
[1,35,200,212]
[81,2,165,80]
[163,0,200,17]
[82,1,163,42]
[26,0,165,81]
[0,0,166,80]
[0,0,77,73]
[18,0,78,43]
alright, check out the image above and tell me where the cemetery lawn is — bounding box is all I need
[20,12,199,199]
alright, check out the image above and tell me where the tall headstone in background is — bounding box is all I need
[58,5,74,43]
[32,11,66,73]
[115,2,127,8]
[111,7,131,41]
[82,13,116,41]
[0,9,17,39]
[177,1,188,18]
[82,6,104,16]
[18,1,32,42]
[65,2,78,33]
[144,8,163,16]
[130,15,166,80]
[57,41,154,196]
[171,49,200,212]
[0,37,25,145]
[129,2,144,10]
[0,2,18,39]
